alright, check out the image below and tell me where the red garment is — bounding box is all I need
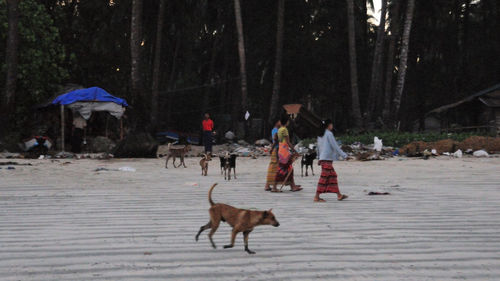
[202,119,214,131]
[317,160,339,194]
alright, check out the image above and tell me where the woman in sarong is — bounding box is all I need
[265,120,281,191]
[273,115,302,192]
[315,119,348,202]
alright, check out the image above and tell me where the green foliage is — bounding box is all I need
[0,0,68,128]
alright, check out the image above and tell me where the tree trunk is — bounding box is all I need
[392,0,416,125]
[130,0,143,100]
[2,0,20,116]
[268,0,285,125]
[366,0,388,123]
[346,0,363,128]
[382,0,402,122]
[233,0,248,112]
[203,36,219,113]
[166,35,180,125]
[151,0,166,128]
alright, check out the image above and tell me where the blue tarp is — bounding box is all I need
[52,87,128,106]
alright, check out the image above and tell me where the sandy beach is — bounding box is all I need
[1,155,500,280]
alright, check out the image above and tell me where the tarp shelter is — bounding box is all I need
[51,87,128,151]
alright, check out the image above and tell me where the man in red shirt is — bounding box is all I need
[202,113,214,154]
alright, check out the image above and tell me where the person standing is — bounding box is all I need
[273,115,302,192]
[315,119,348,202]
[264,119,281,191]
[202,113,214,155]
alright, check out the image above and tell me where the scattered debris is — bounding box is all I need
[0,162,32,166]
[56,151,75,159]
[94,166,136,172]
[423,149,433,159]
[0,152,22,158]
[357,152,384,161]
[255,139,271,146]
[368,191,390,195]
[453,149,463,158]
[473,150,489,158]
[118,166,136,172]
[224,131,235,141]
[373,137,383,152]
[237,140,250,146]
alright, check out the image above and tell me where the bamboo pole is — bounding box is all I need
[60,105,65,152]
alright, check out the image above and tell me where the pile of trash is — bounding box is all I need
[399,136,499,158]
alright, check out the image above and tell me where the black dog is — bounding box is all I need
[219,153,237,180]
[301,150,317,177]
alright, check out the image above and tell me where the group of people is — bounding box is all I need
[203,112,349,202]
[265,115,349,202]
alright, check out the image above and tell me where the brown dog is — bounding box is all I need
[199,154,211,176]
[195,183,280,254]
[165,143,191,168]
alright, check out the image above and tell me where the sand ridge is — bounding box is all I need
[1,156,500,280]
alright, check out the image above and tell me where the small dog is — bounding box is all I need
[219,153,237,180]
[301,150,317,177]
[200,154,211,176]
[165,143,191,168]
[195,183,279,254]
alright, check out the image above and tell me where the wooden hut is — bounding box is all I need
[424,83,500,135]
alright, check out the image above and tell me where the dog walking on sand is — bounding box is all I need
[200,154,211,176]
[195,184,280,254]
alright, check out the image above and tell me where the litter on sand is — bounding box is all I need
[453,149,463,158]
[473,150,489,158]
[94,166,136,172]
[373,137,383,152]
[118,166,136,172]
[0,162,32,166]
[368,191,391,195]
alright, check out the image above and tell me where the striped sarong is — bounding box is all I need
[317,160,339,193]
[276,143,293,185]
[266,149,279,184]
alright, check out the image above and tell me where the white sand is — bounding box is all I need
[1,156,500,280]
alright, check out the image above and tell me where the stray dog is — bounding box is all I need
[200,154,211,176]
[195,183,279,254]
[219,153,237,180]
[301,150,317,177]
[165,143,191,168]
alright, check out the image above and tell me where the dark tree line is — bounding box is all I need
[1,0,499,139]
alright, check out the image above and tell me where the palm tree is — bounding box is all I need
[268,0,285,126]
[151,0,166,128]
[346,0,363,128]
[130,0,143,101]
[382,0,401,122]
[392,0,416,126]
[366,0,388,123]
[2,0,20,114]
[233,0,248,111]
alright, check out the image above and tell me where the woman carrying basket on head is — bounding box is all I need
[315,119,349,202]
[273,115,302,192]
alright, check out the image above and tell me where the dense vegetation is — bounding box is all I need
[1,0,499,141]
